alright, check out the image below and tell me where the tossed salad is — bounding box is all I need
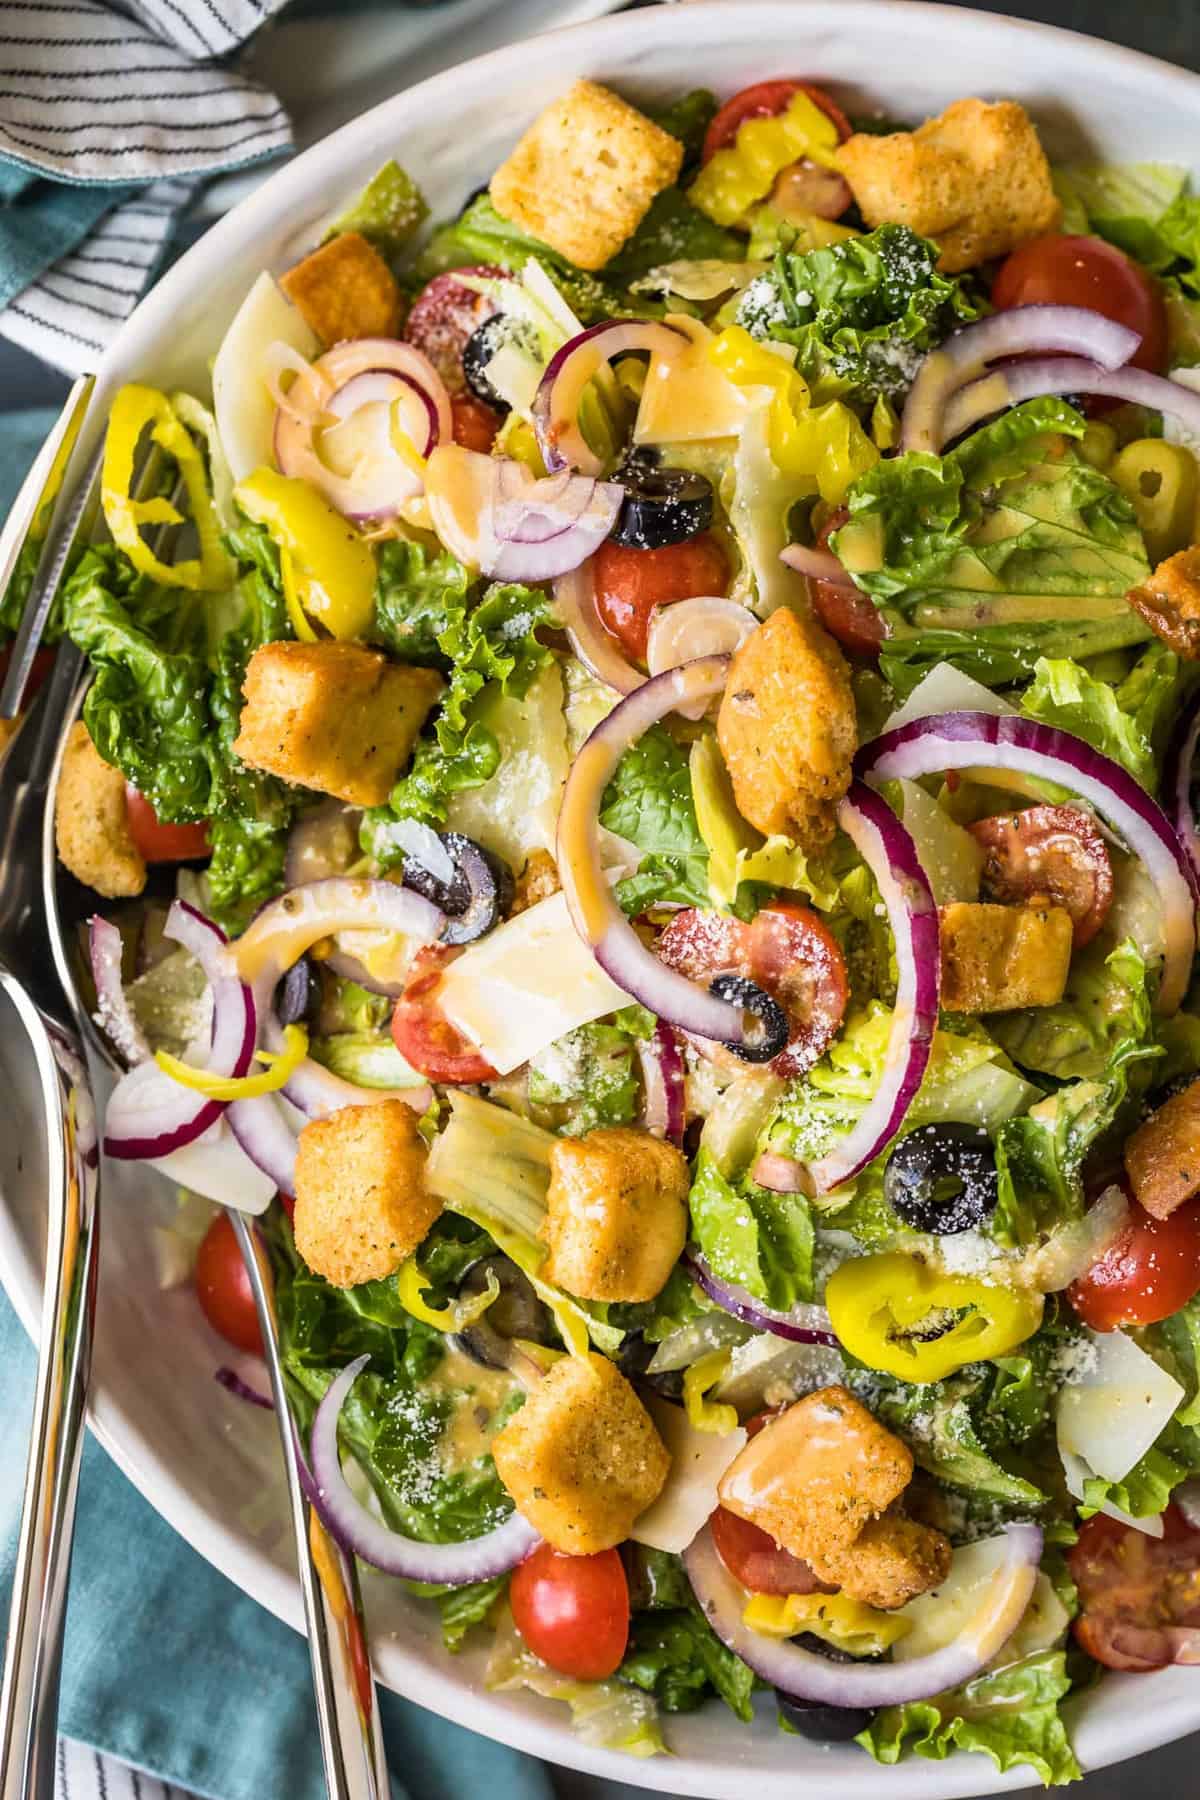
[35,69,1200,1783]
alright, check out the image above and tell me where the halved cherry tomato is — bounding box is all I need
[195,1212,263,1356]
[656,900,848,1079]
[510,1544,630,1680]
[968,803,1114,946]
[702,79,852,162]
[592,532,730,665]
[124,786,211,863]
[391,945,498,1084]
[710,1504,832,1597]
[992,235,1168,377]
[450,393,502,452]
[402,266,503,393]
[807,506,885,659]
[1067,1191,1200,1330]
[1069,1507,1200,1671]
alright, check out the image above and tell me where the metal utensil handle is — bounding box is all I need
[227,1212,388,1800]
[0,984,99,1800]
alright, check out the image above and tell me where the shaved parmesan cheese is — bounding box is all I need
[212,272,317,479]
[895,778,982,904]
[634,316,751,446]
[885,663,1016,732]
[893,1536,1069,1663]
[435,890,630,1074]
[631,1397,746,1554]
[1057,1328,1183,1503]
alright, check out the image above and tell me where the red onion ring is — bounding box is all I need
[901,305,1140,453]
[230,878,444,995]
[226,1093,299,1194]
[425,447,622,583]
[754,781,939,1196]
[857,710,1197,1012]
[940,357,1200,451]
[1163,686,1200,892]
[88,916,151,1067]
[638,1022,685,1144]
[684,1519,1043,1708]
[646,597,758,721]
[685,1250,837,1345]
[532,318,687,475]
[326,370,439,457]
[779,542,854,586]
[215,1366,273,1410]
[556,657,755,1046]
[552,561,644,695]
[310,1354,541,1582]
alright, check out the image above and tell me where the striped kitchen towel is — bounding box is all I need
[0,0,295,373]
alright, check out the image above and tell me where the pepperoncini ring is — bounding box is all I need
[154,1023,309,1103]
[397,1259,500,1333]
[825,1251,1044,1383]
[689,90,843,228]
[101,384,233,591]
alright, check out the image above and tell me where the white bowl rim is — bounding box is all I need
[5,5,1200,1794]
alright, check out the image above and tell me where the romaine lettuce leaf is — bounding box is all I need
[687,1146,814,1312]
[647,89,718,168]
[405,1574,505,1653]
[370,537,473,665]
[600,722,711,912]
[1054,162,1200,304]
[620,1590,757,1720]
[991,937,1162,1084]
[325,159,427,262]
[527,1017,642,1136]
[1019,644,1189,791]
[604,187,744,284]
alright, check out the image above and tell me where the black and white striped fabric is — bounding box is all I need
[56,1738,196,1800]
[0,0,294,373]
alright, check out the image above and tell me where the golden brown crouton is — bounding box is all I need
[717,607,855,851]
[490,80,683,271]
[836,98,1060,273]
[279,232,402,346]
[234,640,443,808]
[719,1386,913,1565]
[510,848,560,917]
[938,901,1073,1012]
[811,1512,953,1611]
[491,1352,669,1553]
[293,1100,439,1288]
[54,721,146,900]
[1127,546,1200,658]
[1125,1077,1200,1219]
[542,1127,689,1303]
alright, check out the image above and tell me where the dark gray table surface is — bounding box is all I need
[3,1,1195,1794]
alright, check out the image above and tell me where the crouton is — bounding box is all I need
[54,721,146,900]
[490,80,682,271]
[719,1386,913,1565]
[1125,1077,1200,1219]
[511,848,560,916]
[491,1352,669,1553]
[542,1126,688,1303]
[279,232,402,346]
[836,98,1060,273]
[938,901,1073,1012]
[294,1100,438,1287]
[234,640,443,808]
[811,1512,953,1611]
[1127,546,1200,658]
[717,606,855,851]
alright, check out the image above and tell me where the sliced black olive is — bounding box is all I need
[461,315,512,415]
[275,956,316,1027]
[403,831,514,945]
[451,1256,550,1368]
[884,1121,999,1234]
[609,460,714,550]
[711,973,789,1064]
[776,1636,879,1742]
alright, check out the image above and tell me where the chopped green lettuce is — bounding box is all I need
[405,1574,506,1653]
[527,1018,642,1135]
[604,188,744,284]
[834,397,1153,697]
[325,159,428,262]
[1054,163,1200,300]
[991,937,1162,1085]
[621,1587,757,1720]
[1019,645,1190,791]
[646,89,718,167]
[370,537,473,665]
[687,1146,815,1312]
[600,722,711,912]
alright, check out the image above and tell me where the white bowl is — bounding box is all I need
[4,6,1200,1794]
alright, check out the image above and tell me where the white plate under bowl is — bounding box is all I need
[3,6,1200,1794]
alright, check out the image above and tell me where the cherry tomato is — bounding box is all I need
[402,266,504,393]
[702,79,852,162]
[391,946,498,1085]
[195,1212,263,1356]
[657,900,848,1079]
[510,1544,630,1680]
[710,1504,831,1597]
[968,803,1114,947]
[124,786,211,864]
[1069,1507,1200,1671]
[992,235,1168,377]
[806,506,885,659]
[592,532,730,665]
[1067,1192,1200,1330]
[450,394,502,453]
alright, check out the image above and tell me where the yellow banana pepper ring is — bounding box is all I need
[102,384,233,591]
[397,1258,500,1333]
[683,1347,740,1435]
[689,89,842,227]
[155,1023,309,1102]
[710,326,877,504]
[825,1251,1044,1384]
[234,467,376,641]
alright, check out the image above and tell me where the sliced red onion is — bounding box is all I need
[1165,688,1200,891]
[646,596,758,721]
[104,902,256,1161]
[858,711,1197,1012]
[941,358,1200,452]
[215,1366,273,1410]
[270,1027,433,1122]
[425,447,622,583]
[556,657,755,1046]
[327,370,439,456]
[532,318,687,475]
[230,878,444,996]
[902,306,1141,453]
[753,781,939,1196]
[89,917,151,1067]
[779,542,854,586]
[310,1354,540,1582]
[638,1022,685,1144]
[685,1250,837,1345]
[227,1093,299,1195]
[685,1519,1042,1707]
[553,561,643,695]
